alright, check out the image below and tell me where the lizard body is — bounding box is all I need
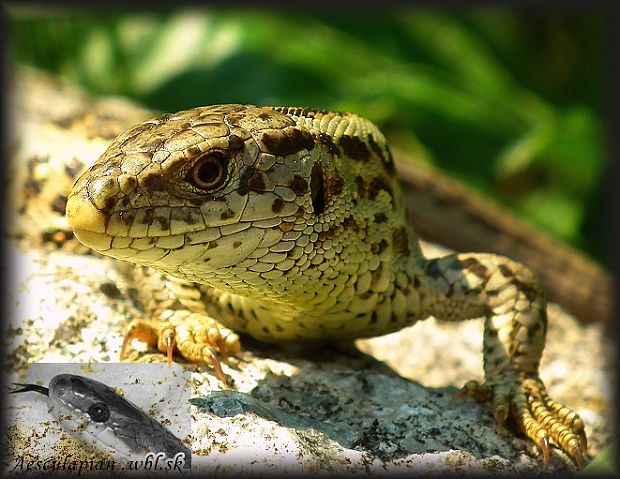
[65,103,587,467]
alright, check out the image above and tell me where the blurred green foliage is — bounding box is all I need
[580,443,616,474]
[8,7,610,263]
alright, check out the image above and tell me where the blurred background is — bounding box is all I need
[7,5,612,265]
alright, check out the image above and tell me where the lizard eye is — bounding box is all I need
[87,402,110,422]
[191,152,228,191]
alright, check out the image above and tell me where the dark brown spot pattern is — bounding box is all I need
[374,212,387,223]
[514,279,539,302]
[316,133,340,156]
[367,176,392,200]
[154,216,170,230]
[142,173,167,193]
[498,264,514,278]
[119,210,136,226]
[237,165,272,194]
[326,173,345,198]
[248,173,267,192]
[289,175,308,196]
[371,239,388,255]
[271,198,285,213]
[261,128,315,156]
[103,197,116,212]
[453,257,489,279]
[271,107,333,119]
[342,215,360,232]
[392,227,410,257]
[338,135,370,162]
[220,209,235,220]
[355,176,365,196]
[227,134,245,151]
[366,135,395,175]
[383,147,396,174]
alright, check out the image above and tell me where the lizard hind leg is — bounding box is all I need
[424,253,587,468]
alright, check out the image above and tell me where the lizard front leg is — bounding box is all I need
[422,253,587,468]
[121,267,240,383]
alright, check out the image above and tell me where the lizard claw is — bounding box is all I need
[578,429,588,455]
[120,316,239,387]
[464,373,588,469]
[539,435,551,465]
[120,323,158,360]
[209,353,229,388]
[166,335,175,364]
[573,447,587,470]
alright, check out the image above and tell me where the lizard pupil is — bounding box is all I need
[191,153,227,190]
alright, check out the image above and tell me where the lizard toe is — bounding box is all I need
[120,311,239,386]
[512,374,588,468]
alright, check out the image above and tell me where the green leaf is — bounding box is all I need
[580,443,616,474]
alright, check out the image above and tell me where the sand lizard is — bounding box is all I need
[64,104,587,467]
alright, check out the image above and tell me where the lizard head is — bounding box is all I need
[66,105,404,302]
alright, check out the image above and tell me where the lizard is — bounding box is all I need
[10,68,612,329]
[64,103,587,468]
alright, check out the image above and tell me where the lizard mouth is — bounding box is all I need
[66,188,228,267]
[70,226,186,265]
[66,190,116,252]
[71,228,114,252]
[66,187,125,256]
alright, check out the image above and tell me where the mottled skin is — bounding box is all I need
[66,105,586,467]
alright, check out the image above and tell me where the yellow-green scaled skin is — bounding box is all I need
[66,105,587,468]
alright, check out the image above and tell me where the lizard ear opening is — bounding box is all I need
[310,162,326,215]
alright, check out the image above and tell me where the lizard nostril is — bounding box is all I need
[103,197,117,212]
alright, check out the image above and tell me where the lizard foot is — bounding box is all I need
[120,311,241,386]
[461,373,587,469]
